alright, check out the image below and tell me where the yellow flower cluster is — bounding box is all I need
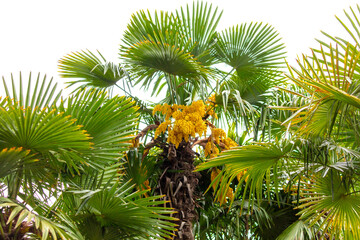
[205,140,220,159]
[223,137,238,150]
[154,120,171,139]
[212,128,226,144]
[153,101,207,148]
[152,103,181,121]
[204,127,237,158]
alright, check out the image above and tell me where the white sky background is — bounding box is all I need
[0,0,359,98]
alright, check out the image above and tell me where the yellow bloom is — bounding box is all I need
[154,120,171,139]
[152,101,210,148]
[223,137,238,150]
[204,141,212,157]
[211,128,226,144]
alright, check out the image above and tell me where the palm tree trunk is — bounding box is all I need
[158,141,200,240]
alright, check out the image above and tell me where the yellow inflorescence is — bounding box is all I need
[223,137,238,150]
[153,100,207,148]
[153,99,237,154]
[211,128,226,144]
[205,128,237,158]
[152,103,182,121]
[205,140,220,159]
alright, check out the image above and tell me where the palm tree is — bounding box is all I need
[198,4,360,239]
[58,1,286,239]
[0,73,176,239]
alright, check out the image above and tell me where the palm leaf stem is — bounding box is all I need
[208,67,236,98]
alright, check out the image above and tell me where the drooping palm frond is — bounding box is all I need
[0,197,76,240]
[210,90,257,133]
[276,220,314,240]
[59,50,126,90]
[194,197,273,240]
[196,142,292,210]
[254,200,300,240]
[59,177,176,240]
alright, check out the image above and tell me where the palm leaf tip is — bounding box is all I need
[59,49,125,90]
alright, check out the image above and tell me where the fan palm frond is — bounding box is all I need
[174,1,222,66]
[296,173,360,239]
[120,3,214,104]
[285,45,360,142]
[2,72,61,109]
[276,220,314,240]
[122,9,176,48]
[58,88,139,169]
[62,179,176,240]
[59,50,126,90]
[213,23,286,80]
[123,39,207,81]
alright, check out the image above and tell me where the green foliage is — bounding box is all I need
[59,50,126,90]
[6,1,360,239]
[0,72,175,239]
[196,3,360,239]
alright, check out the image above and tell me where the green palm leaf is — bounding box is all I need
[0,197,74,240]
[213,23,286,80]
[0,75,90,200]
[174,1,222,66]
[197,142,291,209]
[2,72,62,109]
[284,45,360,142]
[296,174,360,239]
[63,179,176,240]
[276,220,314,240]
[59,50,126,90]
[0,76,91,179]
[122,10,175,48]
[59,89,139,168]
[120,4,211,103]
[123,39,207,80]
[0,147,31,178]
